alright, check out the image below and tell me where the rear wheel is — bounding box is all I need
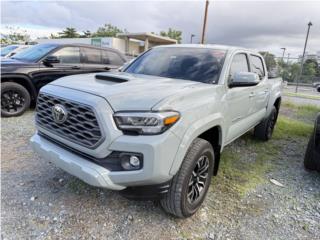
[304,133,317,171]
[1,82,31,117]
[160,138,214,218]
[254,106,278,141]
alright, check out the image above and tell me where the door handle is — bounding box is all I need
[71,66,80,69]
[249,92,255,98]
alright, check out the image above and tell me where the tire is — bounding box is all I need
[1,82,31,117]
[254,106,277,141]
[160,138,214,218]
[317,86,320,93]
[304,132,317,171]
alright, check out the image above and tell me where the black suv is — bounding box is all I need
[1,43,126,117]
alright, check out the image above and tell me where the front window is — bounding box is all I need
[12,44,57,62]
[1,45,18,57]
[125,47,226,83]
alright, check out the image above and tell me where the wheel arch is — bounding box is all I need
[170,114,224,176]
[1,74,37,102]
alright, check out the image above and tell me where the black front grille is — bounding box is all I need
[36,93,103,148]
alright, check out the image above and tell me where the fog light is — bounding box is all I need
[129,155,140,167]
[120,153,142,170]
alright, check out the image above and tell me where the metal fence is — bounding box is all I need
[274,56,320,85]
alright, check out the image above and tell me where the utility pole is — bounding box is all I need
[281,47,286,61]
[295,21,313,93]
[201,0,209,44]
[287,53,290,64]
[190,34,195,43]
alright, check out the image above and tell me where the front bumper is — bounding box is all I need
[31,134,125,190]
[31,130,181,189]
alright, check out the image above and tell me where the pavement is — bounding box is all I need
[283,85,320,107]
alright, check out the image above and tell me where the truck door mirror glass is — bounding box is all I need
[43,56,60,66]
[229,72,260,88]
[268,67,280,79]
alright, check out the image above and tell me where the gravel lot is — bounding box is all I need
[1,102,320,240]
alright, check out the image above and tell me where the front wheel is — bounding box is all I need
[160,138,214,218]
[1,82,31,117]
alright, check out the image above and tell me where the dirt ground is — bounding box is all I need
[1,101,320,240]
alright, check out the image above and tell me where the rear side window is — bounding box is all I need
[229,53,249,81]
[51,47,80,64]
[81,48,102,64]
[250,55,265,78]
[102,50,124,65]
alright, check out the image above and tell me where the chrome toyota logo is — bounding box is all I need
[52,104,68,124]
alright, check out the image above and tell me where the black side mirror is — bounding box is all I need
[229,72,260,88]
[43,56,60,66]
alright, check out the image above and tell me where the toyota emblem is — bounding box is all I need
[52,104,68,124]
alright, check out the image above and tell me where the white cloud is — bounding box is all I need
[1,0,319,57]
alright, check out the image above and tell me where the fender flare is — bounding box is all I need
[169,112,224,175]
[1,73,37,100]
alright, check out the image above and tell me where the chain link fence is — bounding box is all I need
[274,56,320,86]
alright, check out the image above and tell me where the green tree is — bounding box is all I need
[58,27,79,38]
[303,59,318,77]
[92,24,123,37]
[80,30,92,38]
[259,51,277,71]
[281,63,301,82]
[160,28,182,43]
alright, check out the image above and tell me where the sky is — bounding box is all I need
[1,0,320,57]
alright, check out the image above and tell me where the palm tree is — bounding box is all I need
[58,27,79,38]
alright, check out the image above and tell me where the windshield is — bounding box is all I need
[1,45,18,56]
[12,44,57,62]
[125,47,226,83]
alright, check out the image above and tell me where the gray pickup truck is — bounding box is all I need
[31,44,282,218]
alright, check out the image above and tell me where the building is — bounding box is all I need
[36,32,177,57]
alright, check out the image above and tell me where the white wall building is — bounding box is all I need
[36,33,177,56]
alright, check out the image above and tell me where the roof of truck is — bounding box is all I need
[155,44,252,52]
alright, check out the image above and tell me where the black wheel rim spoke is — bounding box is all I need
[187,155,210,204]
[1,90,25,113]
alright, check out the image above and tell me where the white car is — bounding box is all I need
[31,44,282,218]
[0,45,31,58]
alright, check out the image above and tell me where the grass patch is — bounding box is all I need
[284,92,320,100]
[273,116,313,139]
[215,115,312,196]
[216,136,281,196]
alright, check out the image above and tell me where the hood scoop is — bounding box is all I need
[95,74,129,83]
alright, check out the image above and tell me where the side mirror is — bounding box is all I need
[268,68,280,79]
[229,72,260,88]
[43,56,60,66]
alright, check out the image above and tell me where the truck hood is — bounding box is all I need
[49,72,203,111]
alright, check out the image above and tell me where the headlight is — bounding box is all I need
[113,111,180,135]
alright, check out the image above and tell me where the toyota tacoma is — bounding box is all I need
[31,45,282,218]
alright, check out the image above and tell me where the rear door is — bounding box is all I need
[225,52,256,143]
[80,47,107,73]
[249,54,269,122]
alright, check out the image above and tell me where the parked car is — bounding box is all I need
[313,82,320,93]
[1,44,31,58]
[304,113,320,172]
[30,44,282,218]
[1,43,126,117]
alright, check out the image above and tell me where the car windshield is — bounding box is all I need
[125,47,227,83]
[1,45,18,56]
[12,44,57,62]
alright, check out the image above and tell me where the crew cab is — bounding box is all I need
[31,44,282,218]
[1,43,126,117]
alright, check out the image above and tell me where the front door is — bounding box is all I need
[225,53,256,143]
[32,47,83,90]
